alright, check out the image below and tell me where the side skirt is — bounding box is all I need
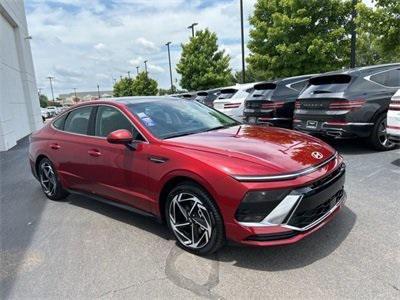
[66,189,162,223]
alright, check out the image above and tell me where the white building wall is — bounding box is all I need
[0,0,42,151]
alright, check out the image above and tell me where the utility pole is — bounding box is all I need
[127,71,131,79]
[187,23,198,38]
[165,42,174,92]
[136,66,139,75]
[73,88,77,102]
[47,76,55,102]
[350,0,357,68]
[144,60,148,76]
[97,84,100,99]
[240,0,246,83]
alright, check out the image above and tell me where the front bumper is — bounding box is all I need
[226,159,346,246]
[244,115,292,128]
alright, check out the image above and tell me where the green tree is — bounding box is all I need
[356,0,400,63]
[233,69,256,84]
[247,0,353,80]
[113,77,135,97]
[176,29,233,91]
[132,72,158,96]
[39,94,48,107]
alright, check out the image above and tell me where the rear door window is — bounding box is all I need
[370,69,400,88]
[64,106,93,135]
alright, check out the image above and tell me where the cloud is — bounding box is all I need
[26,0,258,96]
[134,37,159,53]
[94,43,106,50]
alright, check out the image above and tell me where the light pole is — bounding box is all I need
[97,84,100,99]
[47,76,55,102]
[136,66,139,75]
[165,42,174,92]
[127,71,131,79]
[240,0,245,83]
[144,60,148,75]
[187,23,198,38]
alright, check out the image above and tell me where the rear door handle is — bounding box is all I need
[50,143,60,150]
[88,149,102,157]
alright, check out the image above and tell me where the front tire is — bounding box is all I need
[165,182,225,255]
[38,158,68,200]
[369,113,396,151]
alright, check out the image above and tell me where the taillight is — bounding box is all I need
[295,100,300,109]
[329,99,365,110]
[261,101,284,109]
[223,103,241,109]
[389,100,400,111]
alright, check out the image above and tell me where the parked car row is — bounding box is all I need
[173,63,400,150]
[41,106,68,121]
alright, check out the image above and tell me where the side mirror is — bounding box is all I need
[106,129,133,145]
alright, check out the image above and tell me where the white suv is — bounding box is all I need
[388,89,400,143]
[213,83,255,121]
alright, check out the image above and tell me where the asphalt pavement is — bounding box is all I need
[1,137,399,299]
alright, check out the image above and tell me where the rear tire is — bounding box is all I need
[369,113,396,151]
[38,158,69,201]
[165,182,225,255]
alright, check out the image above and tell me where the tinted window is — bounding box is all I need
[95,106,143,140]
[247,83,276,100]
[127,100,238,139]
[53,114,67,129]
[64,106,93,135]
[370,69,400,88]
[304,75,352,94]
[290,80,308,92]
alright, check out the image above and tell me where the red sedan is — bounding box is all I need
[29,97,346,255]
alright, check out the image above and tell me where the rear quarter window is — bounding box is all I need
[369,68,400,88]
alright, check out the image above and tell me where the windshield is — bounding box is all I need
[127,100,239,139]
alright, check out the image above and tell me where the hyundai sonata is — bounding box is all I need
[29,97,346,255]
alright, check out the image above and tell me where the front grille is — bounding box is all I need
[288,189,344,229]
[286,164,345,229]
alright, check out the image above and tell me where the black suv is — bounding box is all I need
[243,75,314,128]
[194,89,220,107]
[294,64,400,150]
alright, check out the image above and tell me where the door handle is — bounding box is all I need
[50,143,60,150]
[88,149,102,157]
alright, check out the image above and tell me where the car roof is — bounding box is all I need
[314,63,400,77]
[114,96,177,105]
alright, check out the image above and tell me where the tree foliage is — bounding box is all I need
[176,29,233,91]
[356,0,400,63]
[247,0,353,80]
[39,94,48,108]
[113,72,158,97]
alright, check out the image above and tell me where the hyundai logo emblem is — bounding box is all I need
[311,151,324,159]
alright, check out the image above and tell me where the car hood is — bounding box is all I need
[166,125,336,176]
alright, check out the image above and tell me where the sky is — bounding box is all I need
[25,0,257,97]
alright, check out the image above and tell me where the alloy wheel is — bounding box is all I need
[377,118,394,148]
[169,192,213,249]
[39,162,57,196]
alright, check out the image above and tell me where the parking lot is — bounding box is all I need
[1,137,399,299]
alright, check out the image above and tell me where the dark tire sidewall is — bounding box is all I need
[370,114,395,151]
[38,158,68,201]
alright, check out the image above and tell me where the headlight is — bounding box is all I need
[235,189,290,222]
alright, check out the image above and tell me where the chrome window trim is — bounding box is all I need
[364,67,400,89]
[50,103,149,143]
[232,152,338,182]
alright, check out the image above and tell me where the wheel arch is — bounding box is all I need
[158,173,218,224]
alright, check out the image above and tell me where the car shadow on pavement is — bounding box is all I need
[320,137,378,155]
[67,194,171,240]
[216,206,356,271]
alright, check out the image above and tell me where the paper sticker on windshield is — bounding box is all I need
[137,112,156,127]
